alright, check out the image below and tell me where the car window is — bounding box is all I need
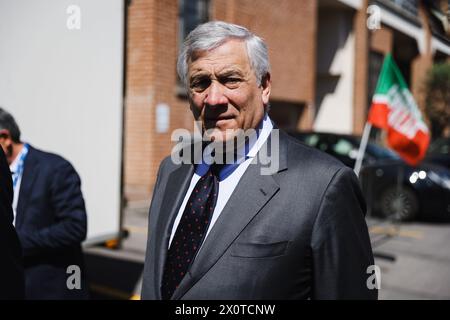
[293,132,400,162]
[439,144,449,155]
[303,134,320,147]
[428,139,450,155]
[366,143,399,159]
[332,139,355,157]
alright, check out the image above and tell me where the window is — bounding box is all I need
[178,0,209,44]
[390,0,418,16]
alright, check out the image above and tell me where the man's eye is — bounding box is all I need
[222,78,241,86]
[190,78,210,91]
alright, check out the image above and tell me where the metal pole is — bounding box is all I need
[354,122,372,176]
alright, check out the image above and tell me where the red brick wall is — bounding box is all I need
[125,0,157,201]
[353,0,369,135]
[125,0,193,202]
[370,26,393,55]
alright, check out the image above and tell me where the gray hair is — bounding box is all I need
[177,21,270,88]
[0,107,21,143]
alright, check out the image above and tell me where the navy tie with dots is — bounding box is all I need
[161,164,221,300]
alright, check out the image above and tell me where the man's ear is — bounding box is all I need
[261,73,271,105]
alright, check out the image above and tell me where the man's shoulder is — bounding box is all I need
[158,154,182,173]
[27,145,74,170]
[276,130,359,195]
[281,131,346,173]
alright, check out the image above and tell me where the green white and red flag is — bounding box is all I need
[368,53,430,166]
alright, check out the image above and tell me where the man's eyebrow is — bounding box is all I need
[189,68,245,81]
[189,72,210,81]
[218,69,244,77]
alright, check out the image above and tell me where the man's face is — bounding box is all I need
[0,130,13,164]
[187,39,271,142]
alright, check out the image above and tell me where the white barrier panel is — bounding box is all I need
[0,0,124,245]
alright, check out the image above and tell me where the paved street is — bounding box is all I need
[368,217,450,299]
[83,203,149,299]
[84,205,450,300]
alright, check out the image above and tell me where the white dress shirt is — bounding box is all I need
[169,115,274,247]
[9,144,29,225]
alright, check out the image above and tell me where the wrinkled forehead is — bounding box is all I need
[187,39,253,76]
[188,39,249,64]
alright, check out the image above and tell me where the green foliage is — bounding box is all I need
[425,63,450,139]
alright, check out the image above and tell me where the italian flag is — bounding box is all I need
[368,53,430,166]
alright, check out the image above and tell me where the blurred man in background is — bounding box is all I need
[0,146,24,299]
[0,107,89,300]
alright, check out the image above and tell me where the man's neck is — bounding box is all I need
[8,143,24,165]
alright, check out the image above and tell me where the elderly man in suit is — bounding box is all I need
[141,21,377,300]
[0,147,24,299]
[0,108,88,299]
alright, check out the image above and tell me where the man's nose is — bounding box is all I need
[204,81,227,107]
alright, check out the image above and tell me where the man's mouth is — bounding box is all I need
[206,115,235,122]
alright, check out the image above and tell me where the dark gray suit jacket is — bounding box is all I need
[142,130,377,299]
[16,146,88,299]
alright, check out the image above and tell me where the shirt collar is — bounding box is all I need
[247,113,273,158]
[9,143,28,173]
[195,114,273,181]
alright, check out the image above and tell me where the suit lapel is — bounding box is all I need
[171,130,289,300]
[15,146,39,229]
[154,163,194,299]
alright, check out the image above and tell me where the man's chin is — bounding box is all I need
[204,128,235,143]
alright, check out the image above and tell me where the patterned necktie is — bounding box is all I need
[161,164,221,300]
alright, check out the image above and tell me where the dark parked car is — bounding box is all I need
[288,131,450,222]
[426,137,450,170]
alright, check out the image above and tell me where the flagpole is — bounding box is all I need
[354,122,372,176]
